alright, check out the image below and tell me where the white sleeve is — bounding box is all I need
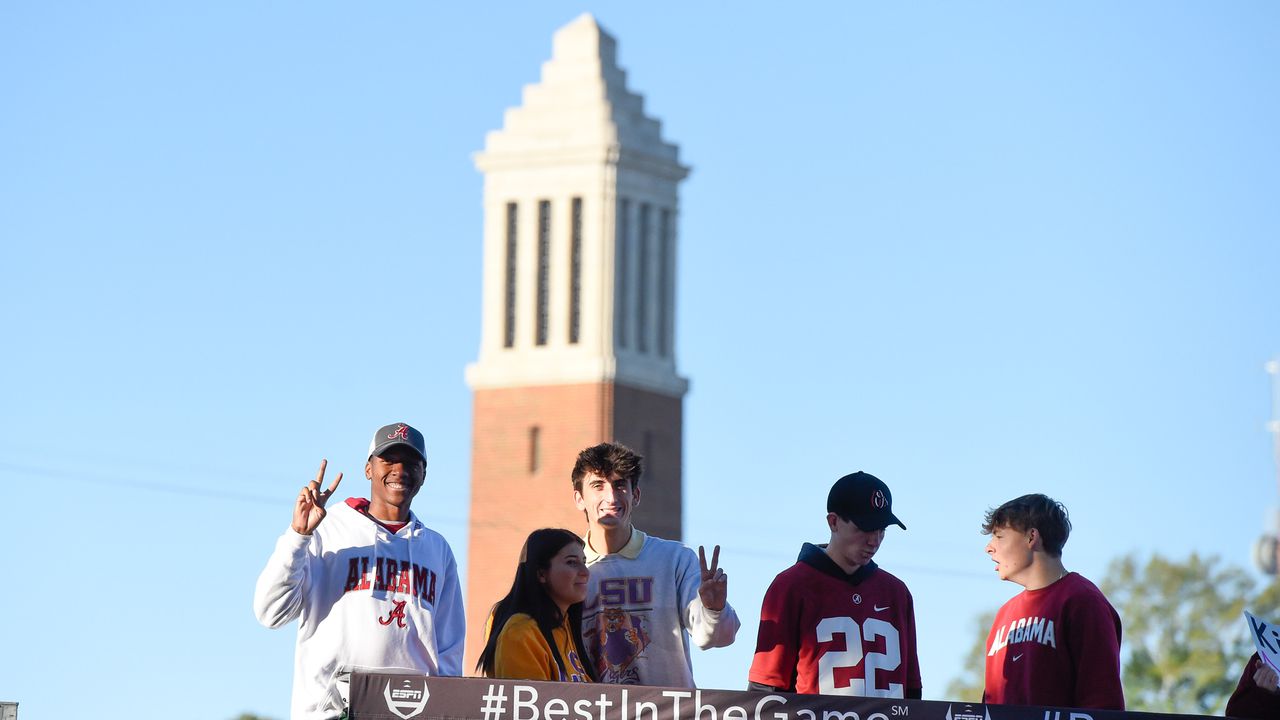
[252,529,312,628]
[676,546,741,649]
[432,546,467,675]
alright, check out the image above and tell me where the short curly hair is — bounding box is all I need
[982,493,1071,557]
[571,442,643,493]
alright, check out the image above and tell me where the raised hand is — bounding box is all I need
[698,544,728,611]
[292,459,343,535]
[1254,663,1280,693]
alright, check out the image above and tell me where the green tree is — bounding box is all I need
[1102,552,1280,715]
[944,554,1280,712]
[944,610,995,702]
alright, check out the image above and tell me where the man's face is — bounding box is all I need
[985,525,1035,583]
[827,514,885,574]
[574,472,639,532]
[366,445,425,509]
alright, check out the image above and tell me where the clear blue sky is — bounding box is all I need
[2,3,1278,718]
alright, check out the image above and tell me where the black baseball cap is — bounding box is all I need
[828,471,905,531]
[368,422,427,464]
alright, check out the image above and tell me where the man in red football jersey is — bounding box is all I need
[981,493,1123,710]
[748,471,921,698]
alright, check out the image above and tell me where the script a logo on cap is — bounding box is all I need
[388,425,410,441]
[872,490,887,509]
[384,678,429,720]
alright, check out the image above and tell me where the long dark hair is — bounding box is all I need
[477,528,598,681]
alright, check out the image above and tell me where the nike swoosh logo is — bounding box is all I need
[873,605,889,612]
[1012,654,1023,662]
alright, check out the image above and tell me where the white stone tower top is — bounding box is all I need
[476,14,684,172]
[467,14,689,397]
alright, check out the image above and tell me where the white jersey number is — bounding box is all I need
[815,616,904,697]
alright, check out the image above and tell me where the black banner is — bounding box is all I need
[349,674,1215,720]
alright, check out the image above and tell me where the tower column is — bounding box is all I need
[464,14,690,670]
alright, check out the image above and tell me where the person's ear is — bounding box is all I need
[574,490,586,511]
[365,460,374,481]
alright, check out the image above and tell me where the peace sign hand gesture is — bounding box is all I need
[698,545,728,611]
[292,459,343,535]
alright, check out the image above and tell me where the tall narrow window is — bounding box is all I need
[569,197,583,344]
[637,203,651,354]
[643,431,654,476]
[658,208,672,358]
[616,198,630,348]
[529,425,541,474]
[535,200,551,346]
[503,202,518,348]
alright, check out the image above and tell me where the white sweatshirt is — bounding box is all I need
[254,501,465,720]
[582,529,740,687]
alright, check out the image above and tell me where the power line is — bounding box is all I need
[0,459,986,579]
[0,460,467,529]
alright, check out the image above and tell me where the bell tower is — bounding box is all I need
[464,14,690,668]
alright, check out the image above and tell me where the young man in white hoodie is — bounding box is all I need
[572,442,739,687]
[254,422,465,720]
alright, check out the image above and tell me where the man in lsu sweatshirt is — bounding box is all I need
[571,442,739,687]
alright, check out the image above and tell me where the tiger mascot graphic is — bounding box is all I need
[591,607,650,683]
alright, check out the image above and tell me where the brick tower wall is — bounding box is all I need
[464,380,684,671]
[611,383,683,543]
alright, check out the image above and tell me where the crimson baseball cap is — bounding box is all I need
[368,422,427,464]
[828,471,906,531]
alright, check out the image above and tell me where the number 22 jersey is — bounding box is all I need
[749,543,921,697]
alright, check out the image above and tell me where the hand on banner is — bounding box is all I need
[293,459,343,535]
[698,545,727,611]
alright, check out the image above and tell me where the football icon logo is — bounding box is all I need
[384,678,429,719]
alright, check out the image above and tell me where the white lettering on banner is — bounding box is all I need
[697,692,718,720]
[597,693,616,720]
[515,686,539,720]
[1041,713,1094,720]
[636,700,658,720]
[757,694,788,720]
[664,691,693,720]
[495,685,905,720]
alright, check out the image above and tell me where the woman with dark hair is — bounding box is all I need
[477,528,598,682]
